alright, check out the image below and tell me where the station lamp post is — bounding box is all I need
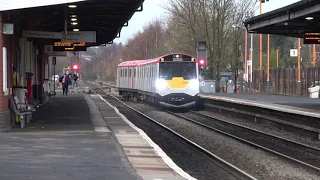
[232,24,250,91]
[259,0,270,93]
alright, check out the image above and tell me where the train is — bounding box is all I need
[116,53,203,108]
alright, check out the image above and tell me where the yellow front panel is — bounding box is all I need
[166,77,190,89]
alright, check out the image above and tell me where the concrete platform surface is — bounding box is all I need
[3,94,141,180]
[4,93,195,180]
[200,93,320,118]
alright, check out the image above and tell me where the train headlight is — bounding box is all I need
[189,79,199,89]
[156,78,167,90]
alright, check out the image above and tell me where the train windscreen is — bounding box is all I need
[159,62,197,80]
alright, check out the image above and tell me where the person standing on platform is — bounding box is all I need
[73,73,78,87]
[59,71,72,96]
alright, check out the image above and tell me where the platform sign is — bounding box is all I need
[44,45,66,56]
[220,71,232,77]
[53,42,87,51]
[243,73,248,82]
[23,30,96,43]
[62,31,96,43]
[290,49,298,57]
[23,30,62,39]
[304,32,320,44]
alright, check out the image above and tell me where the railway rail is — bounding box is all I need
[166,110,320,174]
[203,99,320,140]
[87,81,257,180]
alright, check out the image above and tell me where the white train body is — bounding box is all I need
[116,53,201,108]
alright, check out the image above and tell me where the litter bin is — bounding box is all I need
[308,86,320,98]
[227,80,233,93]
[200,80,216,93]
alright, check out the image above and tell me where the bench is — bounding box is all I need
[10,96,35,128]
[26,97,41,108]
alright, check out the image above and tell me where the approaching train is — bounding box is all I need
[116,53,203,108]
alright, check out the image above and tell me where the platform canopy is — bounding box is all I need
[9,0,144,45]
[244,0,320,38]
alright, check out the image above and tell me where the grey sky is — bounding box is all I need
[114,0,301,44]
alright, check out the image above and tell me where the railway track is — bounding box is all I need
[203,99,320,140]
[87,81,257,180]
[166,110,320,174]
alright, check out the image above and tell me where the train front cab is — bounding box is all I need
[155,54,201,109]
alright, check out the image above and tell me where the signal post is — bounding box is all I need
[196,42,207,84]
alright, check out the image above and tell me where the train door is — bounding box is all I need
[133,68,136,89]
[149,66,152,92]
[128,68,132,88]
[117,68,120,87]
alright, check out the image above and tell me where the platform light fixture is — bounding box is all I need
[71,22,78,25]
[306,17,314,20]
[71,18,77,21]
[70,15,77,18]
[73,29,79,32]
[68,5,77,8]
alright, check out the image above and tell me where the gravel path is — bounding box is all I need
[123,101,320,180]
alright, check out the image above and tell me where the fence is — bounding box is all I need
[242,67,320,97]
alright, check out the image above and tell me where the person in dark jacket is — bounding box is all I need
[59,71,72,95]
[73,73,78,87]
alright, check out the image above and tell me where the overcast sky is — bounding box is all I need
[114,0,301,44]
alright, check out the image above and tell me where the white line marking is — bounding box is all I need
[94,126,111,133]
[98,94,197,180]
[104,117,122,119]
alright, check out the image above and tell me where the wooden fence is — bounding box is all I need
[241,67,320,97]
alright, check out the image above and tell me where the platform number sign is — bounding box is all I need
[52,56,56,65]
[290,49,298,57]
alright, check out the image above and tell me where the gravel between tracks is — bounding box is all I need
[122,101,320,180]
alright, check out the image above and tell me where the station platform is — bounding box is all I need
[3,93,193,180]
[199,93,320,118]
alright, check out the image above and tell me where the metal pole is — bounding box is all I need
[267,34,270,94]
[250,33,253,83]
[64,5,68,37]
[276,49,279,68]
[297,38,301,95]
[259,0,263,92]
[313,44,316,87]
[53,62,55,94]
[245,30,248,75]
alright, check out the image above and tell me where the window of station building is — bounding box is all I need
[121,69,123,77]
[125,69,127,77]
[129,69,132,77]
[134,69,136,77]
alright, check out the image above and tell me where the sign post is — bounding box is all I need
[247,60,252,82]
[52,56,56,95]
